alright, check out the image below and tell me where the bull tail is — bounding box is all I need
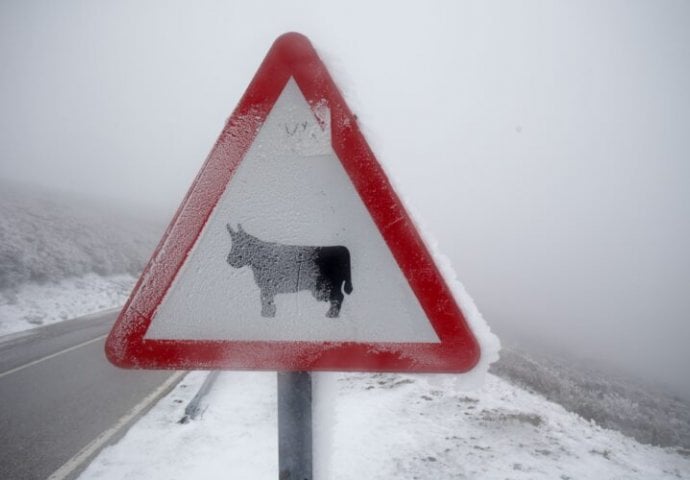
[344,278,353,295]
[343,249,353,295]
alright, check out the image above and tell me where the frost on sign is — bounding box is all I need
[106,33,483,373]
[145,79,438,344]
[225,225,353,319]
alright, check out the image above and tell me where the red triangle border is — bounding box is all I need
[105,32,480,372]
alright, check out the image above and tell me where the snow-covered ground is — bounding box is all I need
[0,273,135,336]
[78,370,690,480]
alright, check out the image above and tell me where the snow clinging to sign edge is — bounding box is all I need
[317,43,500,384]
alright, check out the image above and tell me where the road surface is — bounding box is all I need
[0,310,182,480]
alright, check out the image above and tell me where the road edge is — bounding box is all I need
[46,370,187,480]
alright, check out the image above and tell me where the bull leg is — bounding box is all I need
[326,289,344,318]
[260,290,277,317]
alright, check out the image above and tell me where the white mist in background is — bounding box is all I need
[0,0,688,396]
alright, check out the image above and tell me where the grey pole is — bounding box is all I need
[277,371,313,480]
[179,371,220,424]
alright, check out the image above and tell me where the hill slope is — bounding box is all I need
[0,180,163,290]
[0,180,164,334]
[492,346,690,451]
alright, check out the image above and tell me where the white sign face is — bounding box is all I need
[145,78,440,343]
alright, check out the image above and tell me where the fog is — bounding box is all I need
[1,1,689,396]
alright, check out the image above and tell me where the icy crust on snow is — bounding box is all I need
[77,371,690,480]
[426,231,501,388]
[0,273,136,336]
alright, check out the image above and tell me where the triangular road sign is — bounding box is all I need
[106,33,480,372]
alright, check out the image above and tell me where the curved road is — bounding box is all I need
[0,310,182,480]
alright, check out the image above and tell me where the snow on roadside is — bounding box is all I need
[0,273,136,336]
[78,371,690,480]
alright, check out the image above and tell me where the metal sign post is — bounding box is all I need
[278,371,313,480]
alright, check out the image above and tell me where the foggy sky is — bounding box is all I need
[1,1,689,395]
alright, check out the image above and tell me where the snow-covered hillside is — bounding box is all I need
[78,370,690,479]
[493,346,690,451]
[0,180,164,334]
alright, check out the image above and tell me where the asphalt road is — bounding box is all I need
[0,310,181,480]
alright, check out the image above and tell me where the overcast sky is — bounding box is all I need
[1,1,689,395]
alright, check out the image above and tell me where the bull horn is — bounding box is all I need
[226,224,234,235]
[237,223,244,233]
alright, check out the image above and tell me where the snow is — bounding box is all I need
[78,371,690,480]
[0,273,136,336]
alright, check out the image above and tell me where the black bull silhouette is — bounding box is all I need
[226,225,353,318]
